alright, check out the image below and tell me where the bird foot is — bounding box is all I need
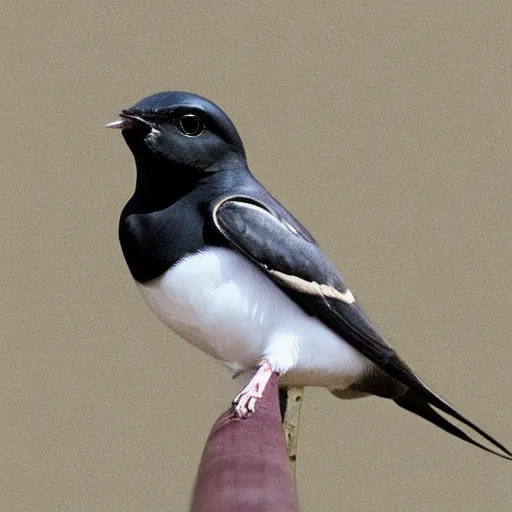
[233,361,273,418]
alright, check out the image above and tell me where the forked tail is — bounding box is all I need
[394,388,512,460]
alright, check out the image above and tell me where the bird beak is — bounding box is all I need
[105,119,127,129]
[105,113,149,130]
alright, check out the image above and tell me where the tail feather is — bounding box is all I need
[395,389,512,461]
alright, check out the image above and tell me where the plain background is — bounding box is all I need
[2,2,511,511]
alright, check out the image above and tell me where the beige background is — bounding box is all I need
[2,1,511,511]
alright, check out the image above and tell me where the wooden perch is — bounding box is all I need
[282,387,304,485]
[190,374,300,512]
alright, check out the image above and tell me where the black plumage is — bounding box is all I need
[110,91,511,460]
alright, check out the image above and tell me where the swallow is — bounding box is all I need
[107,91,511,460]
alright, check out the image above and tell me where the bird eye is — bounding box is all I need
[177,114,204,137]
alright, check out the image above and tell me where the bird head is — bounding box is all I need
[107,91,247,177]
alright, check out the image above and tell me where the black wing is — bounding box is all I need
[211,195,512,460]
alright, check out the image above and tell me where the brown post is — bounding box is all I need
[190,374,300,512]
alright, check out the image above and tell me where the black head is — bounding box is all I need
[111,93,254,281]
[108,92,247,198]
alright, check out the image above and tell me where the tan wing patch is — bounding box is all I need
[213,197,355,305]
[268,269,356,305]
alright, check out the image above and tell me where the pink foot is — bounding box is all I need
[233,361,273,418]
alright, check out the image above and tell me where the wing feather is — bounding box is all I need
[211,196,512,460]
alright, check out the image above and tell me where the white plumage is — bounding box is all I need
[137,247,369,389]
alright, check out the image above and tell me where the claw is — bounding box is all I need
[232,361,273,418]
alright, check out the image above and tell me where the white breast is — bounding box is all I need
[136,247,369,389]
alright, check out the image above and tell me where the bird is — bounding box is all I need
[107,91,511,460]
